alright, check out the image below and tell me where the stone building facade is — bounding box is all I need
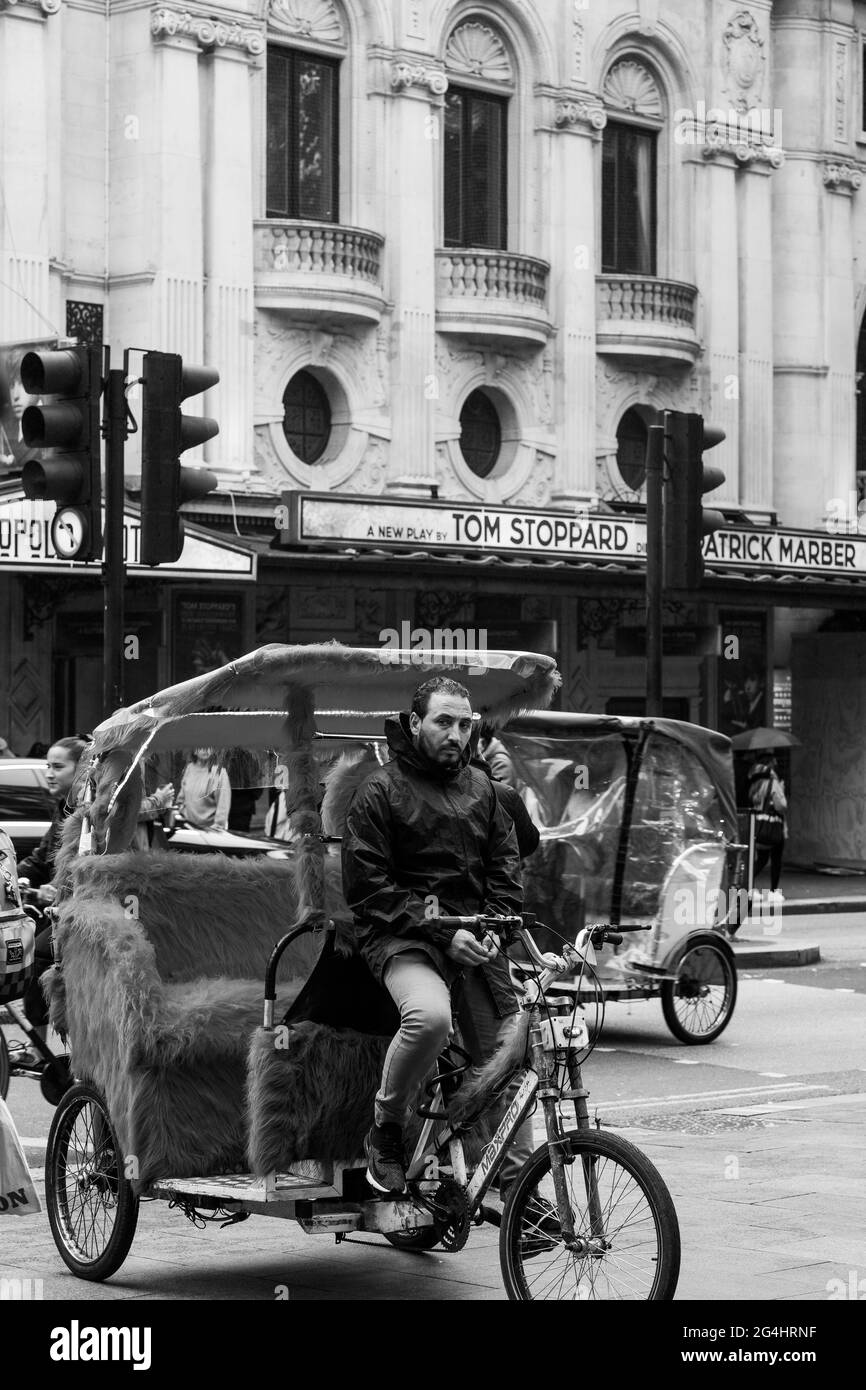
[3,0,866,855]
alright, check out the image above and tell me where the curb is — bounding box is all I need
[780,896,866,916]
[730,939,821,968]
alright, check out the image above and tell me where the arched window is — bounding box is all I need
[601,59,664,275]
[443,20,515,250]
[266,1,347,221]
[616,407,649,490]
[282,370,332,462]
[460,389,502,477]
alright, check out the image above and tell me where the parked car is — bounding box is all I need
[0,758,54,857]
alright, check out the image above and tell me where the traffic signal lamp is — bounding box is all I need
[663,410,726,589]
[20,346,104,561]
[140,351,219,567]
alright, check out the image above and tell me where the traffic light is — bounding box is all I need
[140,351,219,566]
[20,346,104,562]
[663,410,726,588]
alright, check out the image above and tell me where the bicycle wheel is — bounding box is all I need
[0,1030,9,1099]
[500,1130,680,1301]
[45,1081,139,1281]
[661,935,737,1044]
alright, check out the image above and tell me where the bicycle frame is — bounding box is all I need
[403,926,596,1246]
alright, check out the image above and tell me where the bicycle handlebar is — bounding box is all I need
[427,912,629,977]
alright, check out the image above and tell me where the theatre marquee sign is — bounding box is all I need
[284,493,866,578]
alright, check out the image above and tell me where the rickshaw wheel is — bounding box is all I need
[46,1082,139,1281]
[0,1031,10,1100]
[661,934,737,1044]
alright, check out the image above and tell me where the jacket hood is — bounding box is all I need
[385,713,472,779]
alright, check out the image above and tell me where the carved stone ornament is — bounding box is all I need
[824,162,862,194]
[603,59,662,120]
[721,10,766,114]
[701,134,783,169]
[445,21,512,84]
[151,9,266,54]
[0,0,61,13]
[510,454,553,508]
[571,0,584,83]
[391,62,448,96]
[555,100,607,132]
[268,0,344,45]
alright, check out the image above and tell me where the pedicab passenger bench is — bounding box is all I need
[46,848,406,1218]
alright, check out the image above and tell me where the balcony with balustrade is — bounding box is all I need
[435,249,552,348]
[596,275,700,366]
[254,222,386,324]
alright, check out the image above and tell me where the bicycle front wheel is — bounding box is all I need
[500,1130,680,1301]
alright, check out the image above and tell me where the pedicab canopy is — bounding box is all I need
[496,712,739,951]
[89,642,561,815]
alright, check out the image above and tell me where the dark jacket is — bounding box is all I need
[471,756,540,859]
[17,802,70,888]
[342,715,522,1013]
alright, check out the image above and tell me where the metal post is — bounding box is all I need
[645,420,665,717]
[103,367,127,717]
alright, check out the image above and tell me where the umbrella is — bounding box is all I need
[730,727,801,751]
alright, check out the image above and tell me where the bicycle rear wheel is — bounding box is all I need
[500,1129,680,1301]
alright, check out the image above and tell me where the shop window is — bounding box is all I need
[443,87,508,249]
[266,48,339,221]
[616,408,649,491]
[602,120,657,275]
[459,389,501,477]
[282,371,332,463]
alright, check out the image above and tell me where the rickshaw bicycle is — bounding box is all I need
[37,642,680,1300]
[46,908,680,1300]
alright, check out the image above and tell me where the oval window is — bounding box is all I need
[616,407,648,491]
[282,370,331,464]
[459,389,501,478]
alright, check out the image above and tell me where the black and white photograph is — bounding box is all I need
[0,0,863,1362]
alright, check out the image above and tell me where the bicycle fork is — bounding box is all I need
[532,1024,609,1255]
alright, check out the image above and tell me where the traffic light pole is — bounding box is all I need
[645,420,665,718]
[103,368,127,717]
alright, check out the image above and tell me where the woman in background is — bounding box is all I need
[177,748,231,831]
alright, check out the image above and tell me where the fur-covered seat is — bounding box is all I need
[49,851,330,1190]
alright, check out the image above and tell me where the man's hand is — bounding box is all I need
[446,927,499,966]
[35,883,57,906]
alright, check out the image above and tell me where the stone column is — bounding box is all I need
[694,153,740,505]
[0,1,57,340]
[378,58,446,496]
[735,159,776,508]
[823,164,861,518]
[544,95,605,506]
[199,32,262,475]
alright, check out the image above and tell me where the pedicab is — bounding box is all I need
[41,644,681,1300]
[497,711,743,1043]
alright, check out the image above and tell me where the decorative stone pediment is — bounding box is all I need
[268,0,345,45]
[603,59,662,121]
[151,9,265,55]
[391,62,448,96]
[555,100,607,132]
[445,21,512,85]
[0,0,60,14]
[721,9,766,114]
[824,162,862,194]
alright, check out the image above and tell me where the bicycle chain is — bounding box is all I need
[417,1177,471,1253]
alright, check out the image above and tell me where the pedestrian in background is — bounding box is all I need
[748,754,787,897]
[177,749,231,831]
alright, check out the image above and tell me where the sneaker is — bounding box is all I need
[520,1193,561,1259]
[364,1123,407,1195]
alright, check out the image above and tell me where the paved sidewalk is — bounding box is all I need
[3,1094,862,1301]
